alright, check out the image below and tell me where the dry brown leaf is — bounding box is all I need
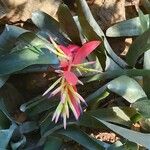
[0,0,61,22]
[90,0,126,30]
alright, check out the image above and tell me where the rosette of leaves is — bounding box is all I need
[0,0,150,149]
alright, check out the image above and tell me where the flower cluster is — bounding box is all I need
[43,39,101,128]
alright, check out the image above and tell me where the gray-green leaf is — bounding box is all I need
[0,32,59,75]
[126,28,150,66]
[107,75,147,103]
[106,15,150,37]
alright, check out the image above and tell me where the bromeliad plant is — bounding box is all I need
[43,39,101,128]
[0,0,150,149]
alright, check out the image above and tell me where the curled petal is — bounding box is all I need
[73,41,101,64]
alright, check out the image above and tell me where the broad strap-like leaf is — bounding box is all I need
[79,107,137,128]
[76,0,106,69]
[11,135,26,150]
[58,4,81,45]
[140,10,150,98]
[0,75,9,88]
[108,141,138,150]
[83,68,150,83]
[20,96,58,116]
[76,0,104,38]
[88,90,110,109]
[0,110,10,130]
[106,14,150,37]
[73,16,85,43]
[55,125,105,150]
[143,50,150,98]
[0,21,21,92]
[138,9,149,32]
[102,69,150,80]
[19,121,39,134]
[107,75,147,103]
[0,32,59,75]
[0,98,14,122]
[126,28,150,66]
[0,25,27,55]
[44,136,62,150]
[0,124,17,149]
[86,84,107,103]
[76,0,127,69]
[16,64,51,74]
[31,11,71,45]
[132,99,150,118]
